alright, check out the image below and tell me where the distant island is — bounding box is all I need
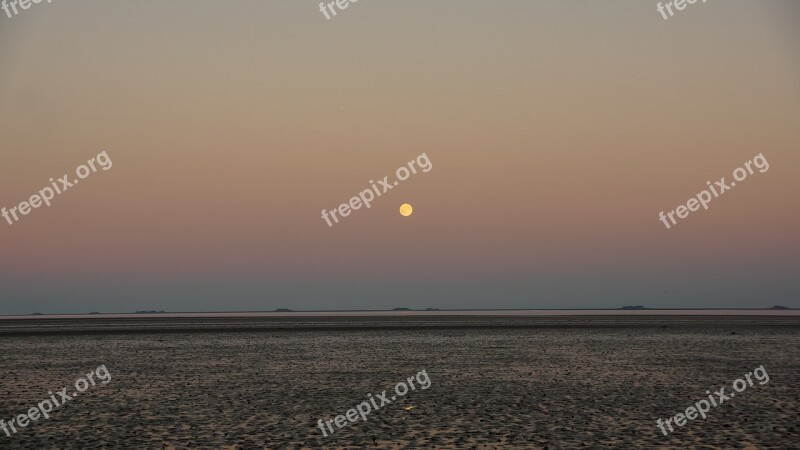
[274,308,293,312]
[393,307,411,311]
[135,310,165,314]
[30,312,43,315]
[426,308,440,311]
[769,305,790,310]
[620,305,647,310]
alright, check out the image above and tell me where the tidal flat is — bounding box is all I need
[0,315,798,449]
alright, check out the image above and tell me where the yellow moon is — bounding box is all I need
[399,204,413,217]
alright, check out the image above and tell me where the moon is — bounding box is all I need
[399,203,413,217]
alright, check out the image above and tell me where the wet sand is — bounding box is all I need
[0,315,798,449]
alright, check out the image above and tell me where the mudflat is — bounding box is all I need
[0,315,798,449]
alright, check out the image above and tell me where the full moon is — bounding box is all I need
[399,203,413,217]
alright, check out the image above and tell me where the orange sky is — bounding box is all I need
[1,0,798,313]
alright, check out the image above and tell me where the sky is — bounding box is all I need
[1,0,798,314]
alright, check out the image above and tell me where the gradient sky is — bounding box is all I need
[1,0,798,314]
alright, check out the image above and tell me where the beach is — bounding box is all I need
[0,315,798,449]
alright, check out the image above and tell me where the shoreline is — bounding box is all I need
[1,308,798,320]
[1,315,799,336]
